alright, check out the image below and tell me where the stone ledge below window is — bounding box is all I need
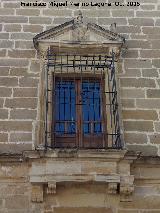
[23,149,139,202]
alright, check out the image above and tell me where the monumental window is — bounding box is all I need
[44,49,122,149]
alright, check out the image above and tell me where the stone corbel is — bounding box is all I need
[31,184,44,203]
[47,181,56,194]
[120,175,134,202]
[108,182,118,194]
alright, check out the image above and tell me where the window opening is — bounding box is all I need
[44,48,123,149]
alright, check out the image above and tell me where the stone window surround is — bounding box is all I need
[29,15,138,203]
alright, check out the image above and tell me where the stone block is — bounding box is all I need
[149,134,160,144]
[45,161,81,175]
[0,67,9,76]
[0,8,14,15]
[154,122,160,132]
[136,11,160,17]
[13,88,37,97]
[152,59,160,68]
[10,132,32,142]
[3,2,20,8]
[83,10,110,17]
[126,144,158,156]
[11,33,35,40]
[15,40,34,49]
[0,50,6,57]
[29,17,52,24]
[16,9,40,16]
[124,59,152,68]
[5,98,37,109]
[9,68,28,76]
[53,207,113,213]
[0,16,28,23]
[5,195,29,209]
[121,88,145,98]
[0,133,8,142]
[0,109,8,119]
[43,9,72,16]
[81,161,117,174]
[121,99,135,108]
[0,33,9,39]
[8,50,36,58]
[10,109,37,119]
[117,26,141,33]
[151,40,160,49]
[121,50,138,58]
[123,121,154,132]
[142,69,158,77]
[147,89,160,98]
[118,210,138,213]
[0,87,12,97]
[155,19,160,26]
[0,59,29,67]
[30,60,40,72]
[23,25,43,33]
[98,18,127,26]
[0,40,14,48]
[124,133,148,144]
[120,78,156,88]
[112,10,134,17]
[128,18,154,26]
[142,27,160,34]
[4,24,22,32]
[0,121,32,131]
[140,50,160,58]
[136,99,160,109]
[19,77,39,87]
[0,77,18,87]
[140,4,155,10]
[0,143,32,154]
[126,40,151,49]
[124,69,141,77]
[122,110,158,120]
[0,98,4,108]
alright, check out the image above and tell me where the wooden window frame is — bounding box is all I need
[51,74,108,149]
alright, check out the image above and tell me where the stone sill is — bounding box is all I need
[23,148,127,161]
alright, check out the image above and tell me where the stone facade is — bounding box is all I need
[0,0,160,212]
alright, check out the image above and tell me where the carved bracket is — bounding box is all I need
[31,185,43,203]
[120,175,134,202]
[47,181,56,194]
[108,183,118,194]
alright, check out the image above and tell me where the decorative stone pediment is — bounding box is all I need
[33,11,125,56]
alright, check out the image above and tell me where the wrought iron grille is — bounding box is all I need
[44,47,123,149]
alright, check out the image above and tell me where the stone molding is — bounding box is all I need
[27,150,138,203]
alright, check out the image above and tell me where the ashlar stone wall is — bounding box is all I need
[0,1,160,212]
[0,0,160,155]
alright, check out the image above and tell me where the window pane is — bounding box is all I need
[55,81,76,135]
[82,81,102,134]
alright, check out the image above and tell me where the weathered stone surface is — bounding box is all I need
[124,133,148,144]
[122,110,158,120]
[10,109,37,119]
[5,195,29,209]
[120,78,156,88]
[124,121,154,132]
[5,98,37,109]
[13,88,38,97]
[126,145,158,156]
[53,207,113,213]
[149,134,160,144]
